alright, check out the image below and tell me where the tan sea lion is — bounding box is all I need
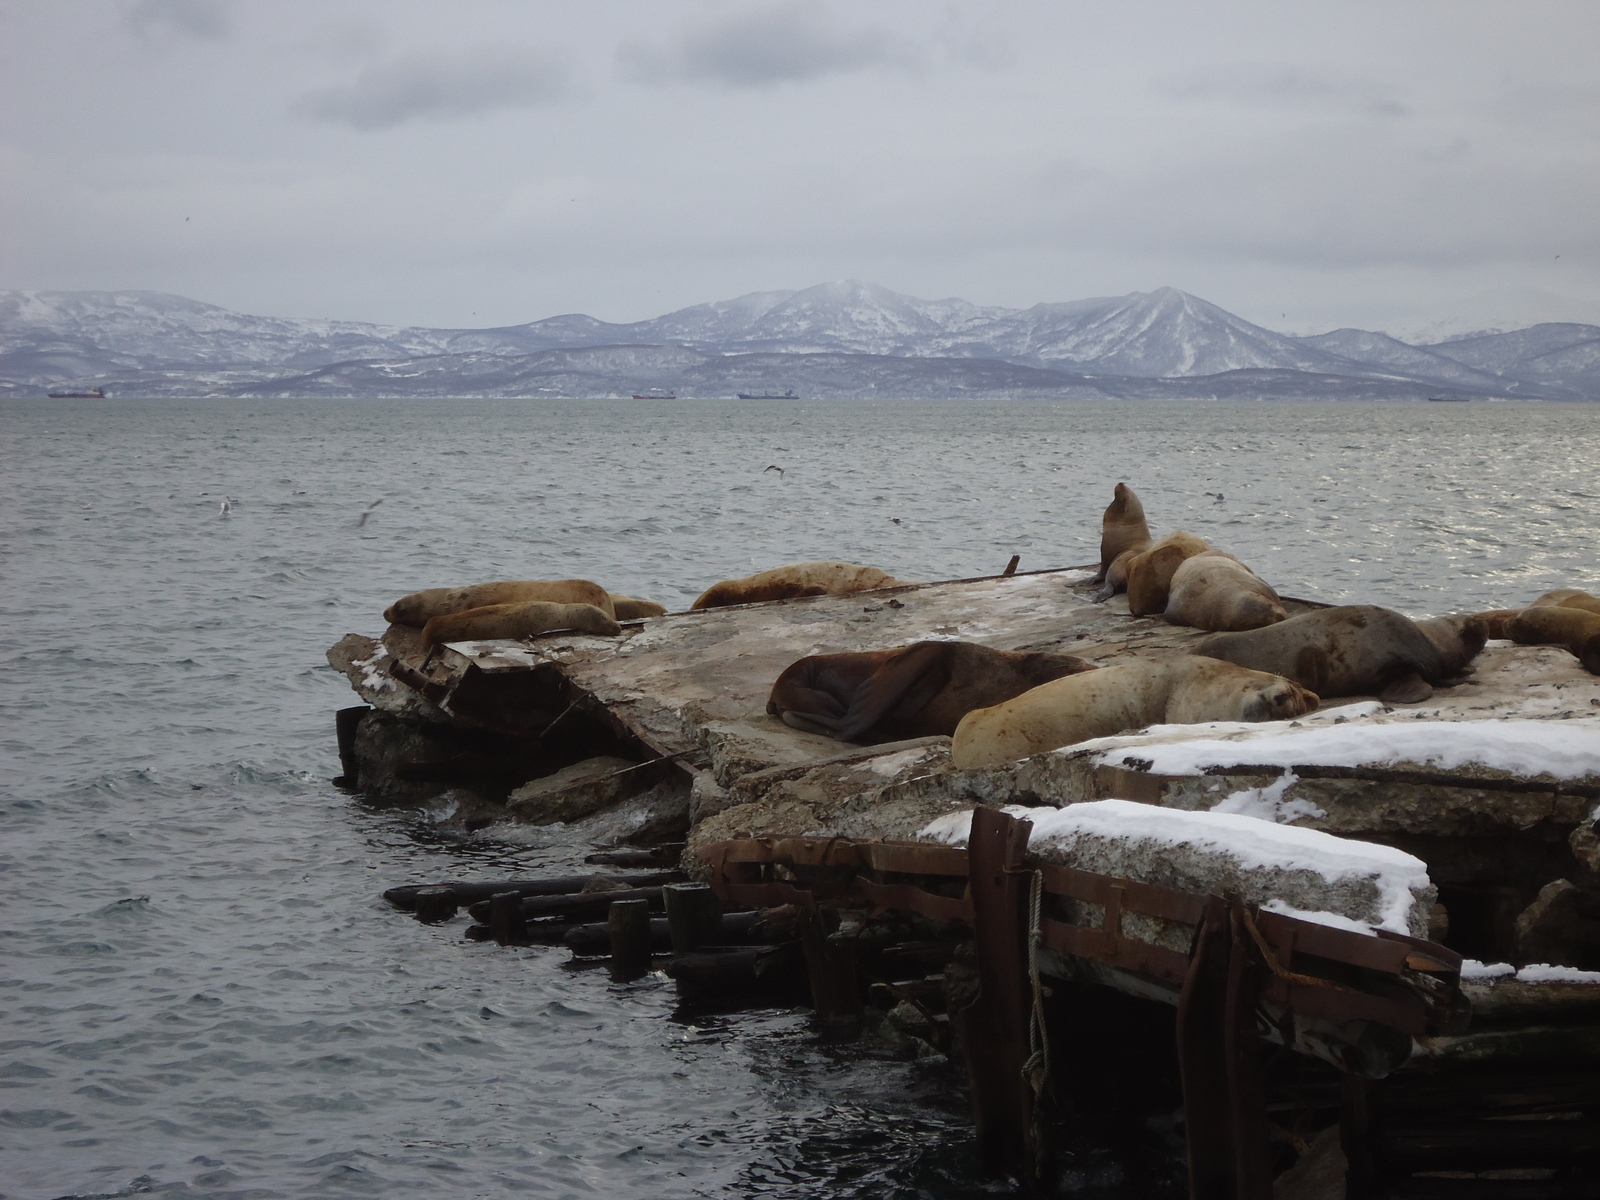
[1193,606,1486,704]
[1507,606,1600,675]
[609,594,668,620]
[420,601,622,649]
[1531,589,1600,616]
[1126,531,1212,616]
[951,656,1318,769]
[1164,551,1286,632]
[386,579,614,627]
[768,641,1099,743]
[691,561,907,610]
[1093,482,1151,589]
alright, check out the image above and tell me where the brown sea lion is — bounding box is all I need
[1094,482,1151,589]
[1531,589,1600,616]
[386,579,614,627]
[768,641,1099,743]
[1193,606,1486,704]
[1164,551,1286,632]
[951,656,1318,769]
[691,561,907,610]
[1469,608,1525,639]
[609,594,668,620]
[1507,606,1600,675]
[420,601,622,649]
[1126,531,1212,616]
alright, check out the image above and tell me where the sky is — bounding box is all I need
[2,0,1599,337]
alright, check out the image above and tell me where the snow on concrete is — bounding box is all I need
[1089,718,1600,781]
[1462,960,1600,985]
[1211,771,1326,824]
[921,798,1433,934]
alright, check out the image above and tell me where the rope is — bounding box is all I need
[1021,868,1052,1098]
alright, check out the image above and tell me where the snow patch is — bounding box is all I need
[1211,771,1325,824]
[1462,960,1600,984]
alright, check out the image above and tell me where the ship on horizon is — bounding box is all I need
[736,388,799,399]
[631,391,675,400]
[47,386,106,398]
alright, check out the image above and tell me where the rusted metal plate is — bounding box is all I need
[1038,860,1211,927]
[857,878,972,924]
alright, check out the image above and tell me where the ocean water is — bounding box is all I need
[3,397,1598,1200]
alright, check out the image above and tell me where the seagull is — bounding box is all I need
[1205,492,1225,504]
[357,498,383,527]
[890,518,901,524]
[219,496,234,516]
[764,465,784,478]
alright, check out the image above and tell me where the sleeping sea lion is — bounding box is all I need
[1126,531,1211,616]
[1507,606,1600,675]
[1164,551,1286,632]
[1531,589,1600,616]
[420,601,622,649]
[768,641,1098,743]
[1469,608,1524,639]
[951,656,1318,770]
[609,594,668,620]
[1094,482,1152,590]
[387,579,614,627]
[1193,606,1486,703]
[691,561,907,610]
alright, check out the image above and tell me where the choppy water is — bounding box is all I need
[4,397,1598,1200]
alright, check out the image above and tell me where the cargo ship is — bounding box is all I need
[736,389,798,399]
[47,386,106,398]
[631,392,675,400]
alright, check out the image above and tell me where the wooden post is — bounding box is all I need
[608,898,652,980]
[412,885,457,924]
[959,806,1038,1179]
[664,882,722,955]
[797,902,861,1034]
[333,705,369,788]
[488,890,525,946]
[1224,902,1272,1199]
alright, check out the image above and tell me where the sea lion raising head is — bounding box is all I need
[951,656,1317,770]
[386,579,614,627]
[1094,483,1152,589]
[1193,606,1486,704]
[1531,589,1600,617]
[691,561,908,610]
[768,641,1098,743]
[1163,551,1286,632]
[609,593,668,620]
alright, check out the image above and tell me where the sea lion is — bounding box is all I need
[1193,606,1486,704]
[1531,589,1600,616]
[1094,482,1151,588]
[609,594,668,620]
[1507,606,1600,675]
[1469,608,1525,639]
[768,641,1099,743]
[1126,531,1212,616]
[386,579,614,627]
[420,601,622,649]
[951,656,1318,770]
[1164,551,1287,632]
[691,561,907,610]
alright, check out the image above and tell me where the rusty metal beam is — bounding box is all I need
[958,807,1040,1179]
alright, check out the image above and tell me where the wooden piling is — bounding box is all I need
[411,885,457,924]
[664,882,722,955]
[608,898,653,980]
[488,890,525,947]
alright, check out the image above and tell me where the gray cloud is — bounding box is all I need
[1159,63,1410,118]
[126,0,232,40]
[619,1,915,88]
[293,44,571,131]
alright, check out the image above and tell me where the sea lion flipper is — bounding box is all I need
[1379,671,1434,704]
[835,642,951,742]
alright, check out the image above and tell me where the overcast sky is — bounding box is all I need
[3,0,1598,336]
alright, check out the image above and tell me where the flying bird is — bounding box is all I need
[219,496,234,516]
[1205,492,1225,504]
[764,465,784,478]
[358,498,383,527]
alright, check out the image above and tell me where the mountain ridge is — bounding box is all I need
[3,283,1595,400]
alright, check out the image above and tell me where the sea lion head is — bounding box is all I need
[1241,677,1321,722]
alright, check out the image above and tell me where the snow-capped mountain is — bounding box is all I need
[2,283,1595,399]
